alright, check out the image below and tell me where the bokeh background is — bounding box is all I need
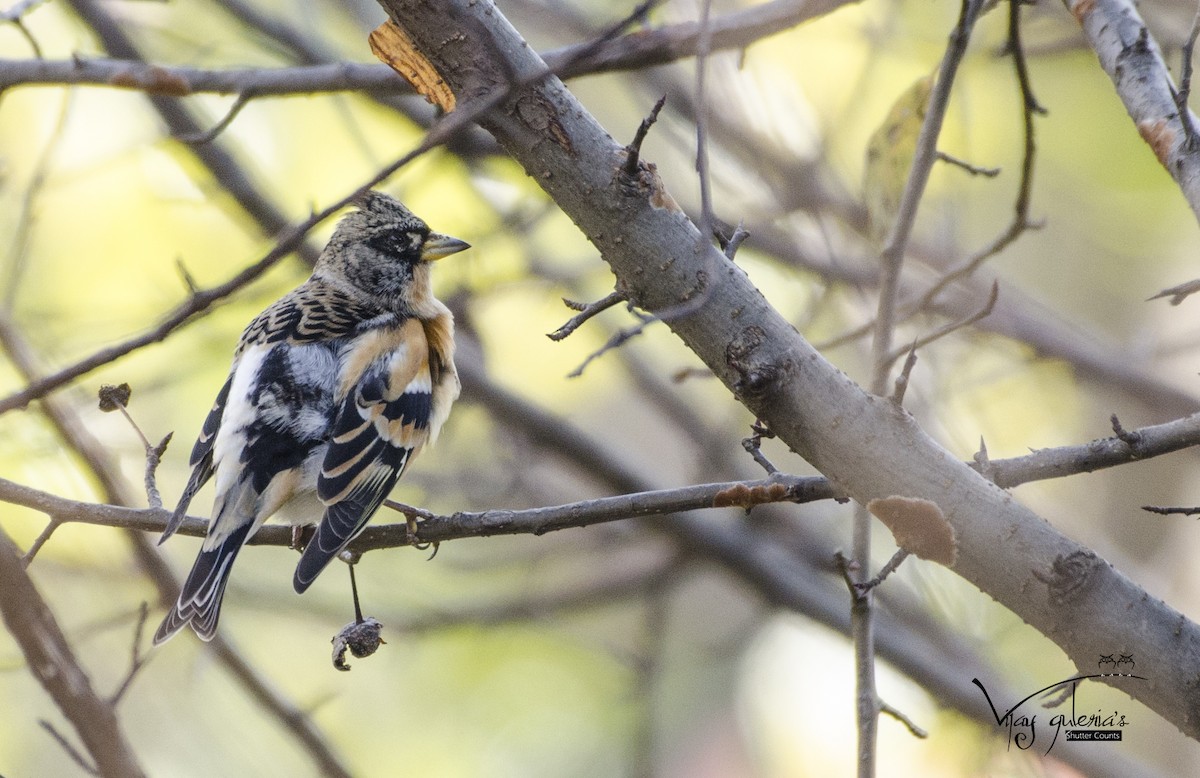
[3,0,1200,775]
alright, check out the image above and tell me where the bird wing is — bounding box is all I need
[159,375,232,543]
[293,318,435,592]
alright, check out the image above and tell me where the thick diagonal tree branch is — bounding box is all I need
[1066,0,1200,224]
[373,0,1200,740]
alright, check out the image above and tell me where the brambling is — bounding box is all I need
[153,191,468,645]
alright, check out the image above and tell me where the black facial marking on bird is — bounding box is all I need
[154,191,469,645]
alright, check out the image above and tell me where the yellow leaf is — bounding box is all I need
[863,75,933,246]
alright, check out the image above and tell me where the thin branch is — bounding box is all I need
[567,309,659,378]
[0,0,858,94]
[1148,278,1200,305]
[176,92,253,145]
[741,421,780,475]
[936,150,1000,177]
[882,279,999,369]
[718,221,750,260]
[9,405,1200,547]
[0,59,405,95]
[621,95,667,178]
[974,437,995,483]
[1170,3,1200,150]
[857,7,990,768]
[694,0,716,238]
[1142,504,1200,516]
[827,1,1039,359]
[98,384,173,510]
[547,291,626,341]
[855,549,912,595]
[879,698,928,738]
[38,721,99,776]
[108,603,151,706]
[21,518,63,565]
[1110,412,1143,451]
[871,0,987,389]
[889,344,918,406]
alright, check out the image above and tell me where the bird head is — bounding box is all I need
[317,190,470,314]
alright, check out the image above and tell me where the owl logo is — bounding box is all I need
[1098,654,1115,670]
[1116,655,1135,671]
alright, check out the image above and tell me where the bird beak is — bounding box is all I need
[421,233,471,261]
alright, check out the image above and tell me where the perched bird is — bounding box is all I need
[153,191,468,645]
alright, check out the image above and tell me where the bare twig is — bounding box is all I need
[176,92,253,145]
[1170,3,1200,150]
[97,384,173,510]
[879,698,928,738]
[38,721,99,776]
[890,344,918,406]
[1148,277,1200,306]
[974,437,995,483]
[21,518,64,565]
[882,279,999,370]
[694,0,717,238]
[567,310,659,378]
[1111,413,1143,452]
[547,291,627,341]
[855,549,912,595]
[1,0,48,56]
[860,5,997,769]
[109,603,151,706]
[872,0,988,387]
[622,95,667,177]
[3,90,72,308]
[1142,504,1200,516]
[936,150,1000,177]
[717,221,750,260]
[741,421,780,475]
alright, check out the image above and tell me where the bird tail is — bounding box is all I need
[293,493,389,593]
[153,513,254,645]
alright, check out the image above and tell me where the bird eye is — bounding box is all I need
[366,228,418,259]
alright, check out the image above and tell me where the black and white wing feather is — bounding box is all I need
[293,318,437,592]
